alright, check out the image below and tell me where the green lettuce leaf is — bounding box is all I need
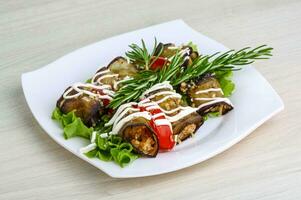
[52,108,138,167]
[110,147,119,162]
[119,142,133,152]
[63,117,92,139]
[84,149,98,158]
[97,150,113,161]
[94,134,138,167]
[85,78,92,83]
[187,41,198,52]
[215,71,235,97]
[203,111,221,121]
[52,107,63,121]
[52,108,92,139]
[116,149,136,167]
[97,136,109,150]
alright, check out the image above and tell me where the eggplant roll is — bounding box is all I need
[119,117,159,157]
[172,112,203,142]
[57,86,104,126]
[91,67,118,89]
[148,90,182,115]
[154,43,178,58]
[91,57,137,90]
[107,56,137,78]
[187,77,233,116]
[154,43,199,67]
[141,82,203,142]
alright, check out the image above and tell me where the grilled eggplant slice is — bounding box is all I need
[172,112,203,142]
[154,43,199,67]
[92,67,118,89]
[159,43,178,58]
[57,87,104,126]
[188,76,233,116]
[197,101,233,116]
[119,117,159,157]
[146,89,182,115]
[92,57,137,90]
[107,56,137,78]
[154,43,176,58]
[190,50,199,60]
[181,45,199,67]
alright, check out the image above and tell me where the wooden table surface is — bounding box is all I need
[1,0,300,199]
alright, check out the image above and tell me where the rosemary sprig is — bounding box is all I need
[109,41,273,109]
[125,38,163,70]
[109,52,185,109]
[171,45,273,85]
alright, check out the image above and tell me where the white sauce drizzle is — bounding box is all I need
[97,95,113,101]
[179,47,190,56]
[138,101,157,108]
[91,70,121,93]
[91,69,110,83]
[140,82,181,107]
[146,91,181,101]
[145,105,162,111]
[112,111,152,134]
[102,89,115,96]
[139,98,151,104]
[194,97,228,101]
[140,96,184,115]
[151,112,165,119]
[192,86,233,111]
[113,76,132,90]
[91,131,97,143]
[107,131,113,135]
[195,88,224,95]
[154,93,181,104]
[105,102,138,126]
[140,97,182,115]
[95,74,118,83]
[160,106,183,115]
[184,56,190,61]
[113,107,140,127]
[140,81,173,98]
[100,133,108,138]
[79,143,97,154]
[166,107,197,123]
[167,46,179,50]
[197,98,233,109]
[154,119,172,130]
[63,82,113,100]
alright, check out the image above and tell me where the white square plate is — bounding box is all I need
[22,20,284,178]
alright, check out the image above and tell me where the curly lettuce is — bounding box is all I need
[215,71,235,97]
[90,134,138,167]
[203,111,221,121]
[187,41,198,52]
[52,108,93,139]
[52,108,138,167]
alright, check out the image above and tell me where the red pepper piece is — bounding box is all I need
[92,88,111,107]
[153,122,175,150]
[150,57,169,70]
[138,102,175,151]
